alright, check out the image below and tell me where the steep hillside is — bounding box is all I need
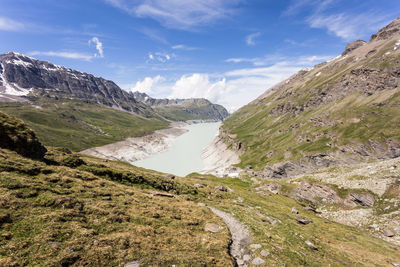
[132,91,229,121]
[0,98,168,151]
[1,111,400,266]
[222,17,400,178]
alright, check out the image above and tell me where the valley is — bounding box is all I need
[1,9,400,267]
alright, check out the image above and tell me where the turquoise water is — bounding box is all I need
[133,122,221,176]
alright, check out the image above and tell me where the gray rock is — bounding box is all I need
[348,192,375,207]
[150,191,174,198]
[305,240,318,250]
[215,185,228,192]
[252,257,265,265]
[204,223,223,233]
[243,254,251,261]
[384,229,395,237]
[102,196,112,200]
[124,261,140,267]
[260,250,270,257]
[296,216,312,225]
[392,262,400,267]
[291,182,341,205]
[250,244,262,249]
[194,184,204,188]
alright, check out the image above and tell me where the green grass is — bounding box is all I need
[0,98,169,151]
[222,43,400,170]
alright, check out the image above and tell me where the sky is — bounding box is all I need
[1,0,400,112]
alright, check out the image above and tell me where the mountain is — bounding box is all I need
[221,17,400,178]
[131,91,229,121]
[0,52,154,116]
[0,52,170,151]
[1,111,399,266]
[0,53,229,150]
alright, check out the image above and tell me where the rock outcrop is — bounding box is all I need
[0,111,46,159]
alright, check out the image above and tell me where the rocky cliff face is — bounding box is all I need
[0,52,152,115]
[222,17,400,178]
[131,91,229,121]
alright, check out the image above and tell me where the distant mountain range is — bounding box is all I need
[0,52,229,121]
[131,91,229,121]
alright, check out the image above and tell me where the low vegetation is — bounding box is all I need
[0,97,169,151]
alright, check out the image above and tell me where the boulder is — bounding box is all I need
[348,192,375,207]
[296,216,312,225]
[305,240,318,250]
[291,182,341,206]
[252,257,265,265]
[204,223,223,233]
[384,229,395,237]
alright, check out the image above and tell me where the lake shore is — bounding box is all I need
[80,122,188,163]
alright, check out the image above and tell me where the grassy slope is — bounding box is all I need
[1,146,399,266]
[223,42,400,170]
[0,98,169,151]
[0,110,399,265]
[0,148,232,266]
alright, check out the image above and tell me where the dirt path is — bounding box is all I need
[208,207,252,267]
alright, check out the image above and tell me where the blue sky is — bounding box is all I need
[1,0,399,111]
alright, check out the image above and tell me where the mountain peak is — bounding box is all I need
[342,40,366,56]
[370,17,400,42]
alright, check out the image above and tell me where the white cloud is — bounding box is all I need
[308,12,391,41]
[0,16,26,32]
[89,37,104,58]
[130,75,165,94]
[171,44,199,50]
[169,74,227,103]
[246,32,261,46]
[225,54,331,67]
[105,0,241,30]
[29,51,94,61]
[148,52,175,63]
[122,54,332,112]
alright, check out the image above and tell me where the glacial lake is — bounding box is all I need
[133,122,221,176]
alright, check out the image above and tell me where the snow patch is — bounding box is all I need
[5,59,33,68]
[0,63,32,96]
[315,72,321,77]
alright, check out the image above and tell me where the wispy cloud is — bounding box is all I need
[171,44,199,51]
[88,37,104,58]
[148,52,175,63]
[283,0,395,41]
[138,27,169,44]
[105,0,242,30]
[29,51,94,61]
[308,12,391,40]
[0,16,26,32]
[225,54,331,67]
[29,37,106,61]
[246,32,261,46]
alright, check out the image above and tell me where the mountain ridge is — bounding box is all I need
[220,17,400,178]
[131,91,229,121]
